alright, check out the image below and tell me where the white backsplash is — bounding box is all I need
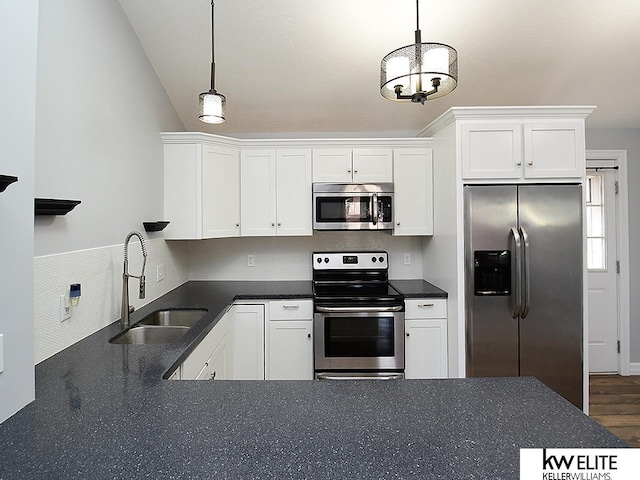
[187,231,424,280]
[34,237,189,363]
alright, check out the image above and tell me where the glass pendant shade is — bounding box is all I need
[380,42,458,102]
[199,90,226,124]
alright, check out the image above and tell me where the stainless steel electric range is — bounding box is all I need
[312,251,405,380]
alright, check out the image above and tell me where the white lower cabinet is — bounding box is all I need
[181,309,231,380]
[228,304,265,380]
[265,300,314,380]
[404,299,448,379]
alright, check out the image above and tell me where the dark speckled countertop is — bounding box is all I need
[0,281,625,479]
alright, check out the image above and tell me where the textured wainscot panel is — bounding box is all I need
[34,238,189,363]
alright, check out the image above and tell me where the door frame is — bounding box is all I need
[586,149,630,375]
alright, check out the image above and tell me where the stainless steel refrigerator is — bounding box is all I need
[464,184,583,408]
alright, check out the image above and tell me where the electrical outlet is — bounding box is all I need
[60,294,72,322]
[403,253,411,265]
[247,254,255,267]
[157,264,165,282]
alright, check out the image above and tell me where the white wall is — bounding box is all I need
[34,0,185,256]
[31,0,189,364]
[0,0,38,423]
[187,232,425,281]
[586,128,640,363]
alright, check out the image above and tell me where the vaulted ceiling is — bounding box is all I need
[119,0,640,137]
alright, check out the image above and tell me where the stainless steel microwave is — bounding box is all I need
[312,183,394,230]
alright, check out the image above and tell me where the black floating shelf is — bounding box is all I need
[35,198,81,216]
[143,221,170,232]
[0,175,18,193]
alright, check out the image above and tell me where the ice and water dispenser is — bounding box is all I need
[474,251,511,295]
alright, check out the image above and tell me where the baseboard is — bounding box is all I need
[629,363,640,376]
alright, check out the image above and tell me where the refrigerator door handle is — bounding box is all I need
[520,226,531,319]
[510,227,522,319]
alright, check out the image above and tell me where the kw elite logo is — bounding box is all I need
[520,448,640,480]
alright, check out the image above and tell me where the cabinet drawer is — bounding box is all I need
[405,299,447,319]
[269,300,313,320]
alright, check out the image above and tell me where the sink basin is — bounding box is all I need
[109,325,190,345]
[139,309,207,328]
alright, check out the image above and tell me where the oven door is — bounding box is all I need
[314,307,404,372]
[313,189,393,230]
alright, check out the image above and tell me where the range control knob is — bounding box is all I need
[379,256,385,263]
[371,257,377,262]
[316,257,322,264]
[324,257,329,263]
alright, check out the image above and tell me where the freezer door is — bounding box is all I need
[518,185,583,408]
[464,186,519,377]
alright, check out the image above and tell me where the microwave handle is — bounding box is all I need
[372,193,378,225]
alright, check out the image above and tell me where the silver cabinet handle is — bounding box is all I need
[271,223,275,227]
[347,169,351,173]
[307,333,311,338]
[396,221,400,226]
[510,227,522,319]
[418,303,435,308]
[520,226,531,319]
[211,371,216,380]
[516,161,522,166]
[406,332,410,337]
[235,223,239,227]
[277,222,281,227]
[282,305,300,310]
[527,161,533,166]
[316,305,403,313]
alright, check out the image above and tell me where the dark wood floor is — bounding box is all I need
[589,374,640,447]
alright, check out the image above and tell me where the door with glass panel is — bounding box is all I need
[586,167,619,373]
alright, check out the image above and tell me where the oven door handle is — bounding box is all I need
[315,305,403,313]
[316,372,404,381]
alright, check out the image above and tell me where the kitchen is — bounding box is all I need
[2,0,640,477]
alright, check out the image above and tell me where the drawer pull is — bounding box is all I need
[418,303,435,308]
[282,305,300,310]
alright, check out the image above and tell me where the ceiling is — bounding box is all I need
[119,0,640,138]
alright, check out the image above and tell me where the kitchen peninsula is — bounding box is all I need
[0,282,625,479]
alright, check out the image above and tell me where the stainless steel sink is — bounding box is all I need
[139,309,207,327]
[109,325,190,345]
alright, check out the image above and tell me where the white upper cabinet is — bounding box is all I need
[241,149,312,237]
[522,121,585,178]
[202,145,240,238]
[240,150,277,236]
[460,120,585,181]
[312,148,393,183]
[164,142,240,240]
[393,147,434,236]
[275,150,312,236]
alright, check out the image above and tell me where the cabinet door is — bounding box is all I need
[240,150,277,236]
[405,319,448,379]
[523,121,584,179]
[276,150,312,236]
[393,148,433,235]
[266,320,313,380]
[202,145,240,238]
[312,149,352,183]
[229,304,265,380]
[181,311,230,379]
[163,143,202,239]
[460,123,523,179]
[353,148,393,183]
[196,336,228,380]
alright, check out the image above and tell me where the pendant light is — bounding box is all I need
[380,0,458,104]
[199,1,226,124]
